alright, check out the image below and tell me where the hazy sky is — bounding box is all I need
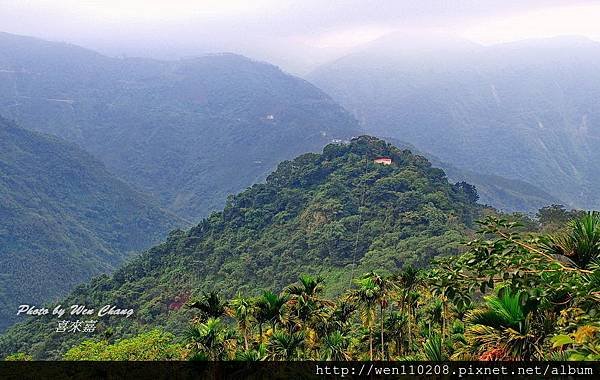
[2,0,600,73]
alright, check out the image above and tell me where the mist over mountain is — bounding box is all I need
[1,32,554,324]
[0,32,358,219]
[309,33,600,210]
[0,116,181,331]
[0,32,561,216]
[1,1,599,365]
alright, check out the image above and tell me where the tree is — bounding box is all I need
[188,291,227,321]
[454,181,479,203]
[4,352,33,361]
[537,204,584,232]
[186,318,236,360]
[384,311,408,357]
[369,273,392,360]
[255,291,289,341]
[393,266,422,352]
[320,331,351,361]
[236,344,268,361]
[463,290,541,360]
[551,325,600,360]
[348,273,382,360]
[228,293,256,350]
[423,333,446,361]
[63,330,186,360]
[285,275,330,332]
[267,331,304,360]
[540,212,600,269]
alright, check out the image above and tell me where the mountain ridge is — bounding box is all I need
[0,32,359,219]
[383,137,562,212]
[0,115,183,331]
[0,31,558,217]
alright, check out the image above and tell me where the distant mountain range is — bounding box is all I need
[0,32,559,216]
[384,138,561,212]
[0,32,357,219]
[0,116,181,331]
[309,32,600,210]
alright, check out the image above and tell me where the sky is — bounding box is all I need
[2,0,600,74]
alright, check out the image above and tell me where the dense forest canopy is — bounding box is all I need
[2,4,600,367]
[4,200,599,361]
[384,138,561,213]
[0,136,485,358]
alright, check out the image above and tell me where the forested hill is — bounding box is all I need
[0,32,358,219]
[308,34,600,210]
[0,116,182,331]
[0,136,484,358]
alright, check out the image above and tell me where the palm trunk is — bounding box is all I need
[243,325,249,350]
[407,306,412,352]
[442,296,448,343]
[441,307,446,342]
[369,327,373,361]
[380,303,385,360]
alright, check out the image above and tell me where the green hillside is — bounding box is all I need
[0,136,484,358]
[0,116,182,331]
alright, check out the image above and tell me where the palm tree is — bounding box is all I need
[267,331,304,360]
[540,211,600,269]
[254,291,289,341]
[384,311,408,356]
[393,266,422,352]
[369,273,391,360]
[331,300,356,332]
[236,344,268,361]
[228,293,255,350]
[430,273,467,340]
[286,275,325,299]
[423,333,446,361]
[285,275,331,333]
[186,317,236,360]
[320,331,351,361]
[188,291,227,321]
[463,290,541,360]
[429,298,444,338]
[348,274,381,360]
